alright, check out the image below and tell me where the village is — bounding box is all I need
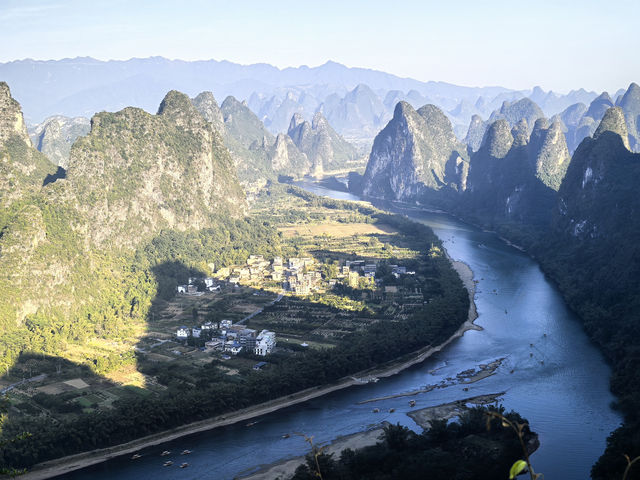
[0,194,438,435]
[170,254,417,361]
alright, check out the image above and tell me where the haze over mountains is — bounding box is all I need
[3,57,629,152]
[2,50,640,477]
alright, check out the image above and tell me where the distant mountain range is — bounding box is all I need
[0,57,621,150]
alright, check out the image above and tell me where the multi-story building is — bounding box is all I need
[255,330,276,356]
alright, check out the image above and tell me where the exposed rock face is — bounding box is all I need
[594,107,630,149]
[554,107,639,240]
[28,115,90,167]
[0,82,30,145]
[464,98,546,153]
[67,90,245,247]
[0,85,249,332]
[361,102,469,201]
[617,82,640,150]
[0,82,57,205]
[269,133,311,174]
[287,112,360,177]
[193,94,311,183]
[550,84,640,155]
[529,119,571,190]
[191,91,225,133]
[464,114,486,152]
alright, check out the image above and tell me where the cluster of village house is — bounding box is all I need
[176,320,276,357]
[177,255,414,297]
[215,255,413,294]
[174,255,415,356]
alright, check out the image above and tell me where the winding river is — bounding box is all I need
[57,182,621,480]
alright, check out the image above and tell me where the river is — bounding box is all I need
[57,182,621,480]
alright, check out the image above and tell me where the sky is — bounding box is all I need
[0,0,638,93]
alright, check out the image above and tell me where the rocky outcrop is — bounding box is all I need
[192,92,312,183]
[360,102,469,201]
[462,113,570,225]
[617,82,640,150]
[0,82,30,145]
[488,98,545,133]
[287,112,360,177]
[554,107,639,240]
[269,133,311,174]
[464,114,486,152]
[67,90,245,247]
[529,119,571,190]
[191,91,225,133]
[0,82,57,205]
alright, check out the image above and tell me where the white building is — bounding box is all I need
[176,326,189,339]
[224,341,243,355]
[254,330,276,356]
[192,327,202,338]
[177,285,187,294]
[204,277,215,287]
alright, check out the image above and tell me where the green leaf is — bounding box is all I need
[509,460,528,479]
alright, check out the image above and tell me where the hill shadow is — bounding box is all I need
[0,202,469,473]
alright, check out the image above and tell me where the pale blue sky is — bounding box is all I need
[0,0,637,93]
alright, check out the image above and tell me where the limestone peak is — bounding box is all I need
[594,107,630,150]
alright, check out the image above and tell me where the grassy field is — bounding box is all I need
[279,222,397,238]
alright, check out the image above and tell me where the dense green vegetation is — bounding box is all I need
[292,407,534,480]
[440,126,640,479]
[0,186,469,471]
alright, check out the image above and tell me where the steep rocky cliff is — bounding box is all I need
[287,112,359,177]
[193,93,311,183]
[554,107,637,239]
[617,82,640,150]
[0,86,249,338]
[0,82,57,206]
[360,102,469,201]
[67,90,245,248]
[462,113,570,226]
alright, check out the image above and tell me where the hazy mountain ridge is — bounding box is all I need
[0,57,509,127]
[287,112,361,176]
[192,92,311,183]
[28,115,90,168]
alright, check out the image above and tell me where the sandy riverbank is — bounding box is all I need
[407,393,505,428]
[238,424,389,480]
[17,257,479,480]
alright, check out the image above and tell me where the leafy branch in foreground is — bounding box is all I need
[485,410,541,480]
[623,454,640,480]
[294,432,327,479]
